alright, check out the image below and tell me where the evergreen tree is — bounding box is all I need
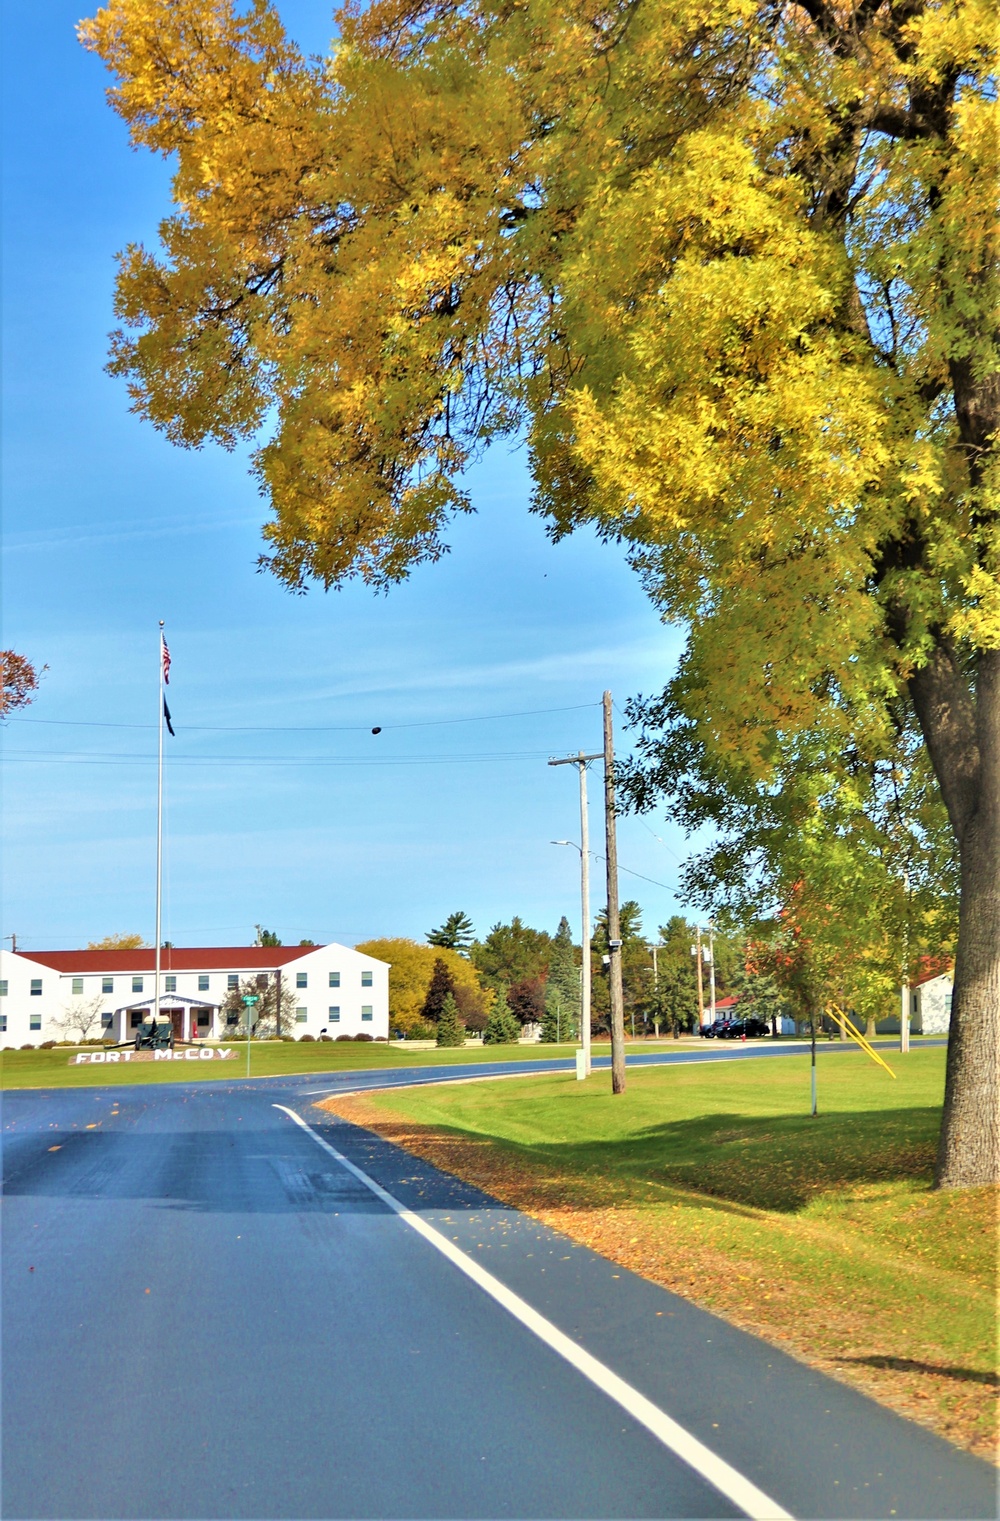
[483,990,521,1045]
[435,993,465,1047]
[420,958,456,1024]
[427,911,475,954]
[544,915,580,1042]
[471,917,551,991]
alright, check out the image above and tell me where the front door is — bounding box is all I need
[165,1007,184,1043]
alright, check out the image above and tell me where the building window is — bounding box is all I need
[165,975,177,993]
[198,974,209,992]
[101,1013,113,1028]
[102,976,113,994]
[30,1014,41,1031]
[30,979,42,996]
[0,1014,6,1032]
[328,1006,340,1022]
[129,1012,143,1030]
[328,971,340,988]
[295,1007,308,1023]
[227,974,238,991]
[0,980,7,997]
[361,1006,373,1022]
[296,971,308,989]
[132,976,143,994]
[72,976,84,996]
[361,970,373,988]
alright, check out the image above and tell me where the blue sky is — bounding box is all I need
[1,1,692,954]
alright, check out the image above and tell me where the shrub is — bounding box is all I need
[20,1043,35,1051]
[336,1033,353,1041]
[318,1034,333,1042]
[354,1032,373,1042]
[298,1033,315,1042]
[374,1036,387,1042]
[39,1039,57,1050]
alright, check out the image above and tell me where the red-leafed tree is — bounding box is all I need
[0,650,44,718]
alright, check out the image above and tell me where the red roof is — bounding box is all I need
[911,960,953,990]
[715,995,740,1010]
[23,947,318,974]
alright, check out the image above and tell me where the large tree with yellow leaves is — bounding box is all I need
[81,0,997,1184]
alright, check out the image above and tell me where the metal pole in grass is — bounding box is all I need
[242,994,259,1079]
[810,1015,817,1117]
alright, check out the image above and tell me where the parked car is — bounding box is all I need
[701,1017,736,1038]
[718,1016,769,1039]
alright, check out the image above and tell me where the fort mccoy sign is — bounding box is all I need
[70,1047,237,1065]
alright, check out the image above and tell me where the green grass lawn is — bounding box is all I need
[326,1047,998,1459]
[0,1038,594,1089]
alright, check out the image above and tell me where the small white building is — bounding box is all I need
[907,970,953,1035]
[0,943,389,1048]
[873,968,953,1036]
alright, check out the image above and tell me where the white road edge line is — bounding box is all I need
[273,1102,793,1521]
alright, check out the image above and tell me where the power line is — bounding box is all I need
[594,853,675,893]
[0,747,559,768]
[7,701,599,735]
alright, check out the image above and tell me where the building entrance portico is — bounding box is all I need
[115,995,218,1043]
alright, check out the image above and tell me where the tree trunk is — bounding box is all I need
[934,654,1000,1187]
[913,646,1000,1188]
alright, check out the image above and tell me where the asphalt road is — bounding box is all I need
[2,1072,994,1521]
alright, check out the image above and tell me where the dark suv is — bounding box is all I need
[701,1017,735,1038]
[718,1016,769,1039]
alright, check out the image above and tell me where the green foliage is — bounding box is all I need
[483,995,522,1046]
[427,911,475,953]
[543,917,580,1042]
[471,918,552,993]
[435,993,465,1047]
[258,928,281,947]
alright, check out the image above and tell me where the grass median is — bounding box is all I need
[319,1047,998,1462]
[0,1038,599,1090]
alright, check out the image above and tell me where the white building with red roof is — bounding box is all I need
[0,943,389,1048]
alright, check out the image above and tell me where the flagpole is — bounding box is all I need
[154,620,164,1028]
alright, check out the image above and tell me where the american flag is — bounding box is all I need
[161,636,171,685]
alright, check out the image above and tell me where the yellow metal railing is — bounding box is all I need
[826,1003,896,1079]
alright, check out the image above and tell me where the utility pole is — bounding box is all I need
[603,692,627,1095]
[708,921,717,1024]
[549,749,601,1076]
[693,927,705,1030]
[3,933,17,954]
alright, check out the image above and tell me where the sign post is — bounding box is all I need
[242,995,259,1079]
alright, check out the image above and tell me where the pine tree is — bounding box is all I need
[435,993,465,1048]
[544,915,580,1042]
[427,911,475,954]
[420,958,456,1024]
[483,991,521,1045]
